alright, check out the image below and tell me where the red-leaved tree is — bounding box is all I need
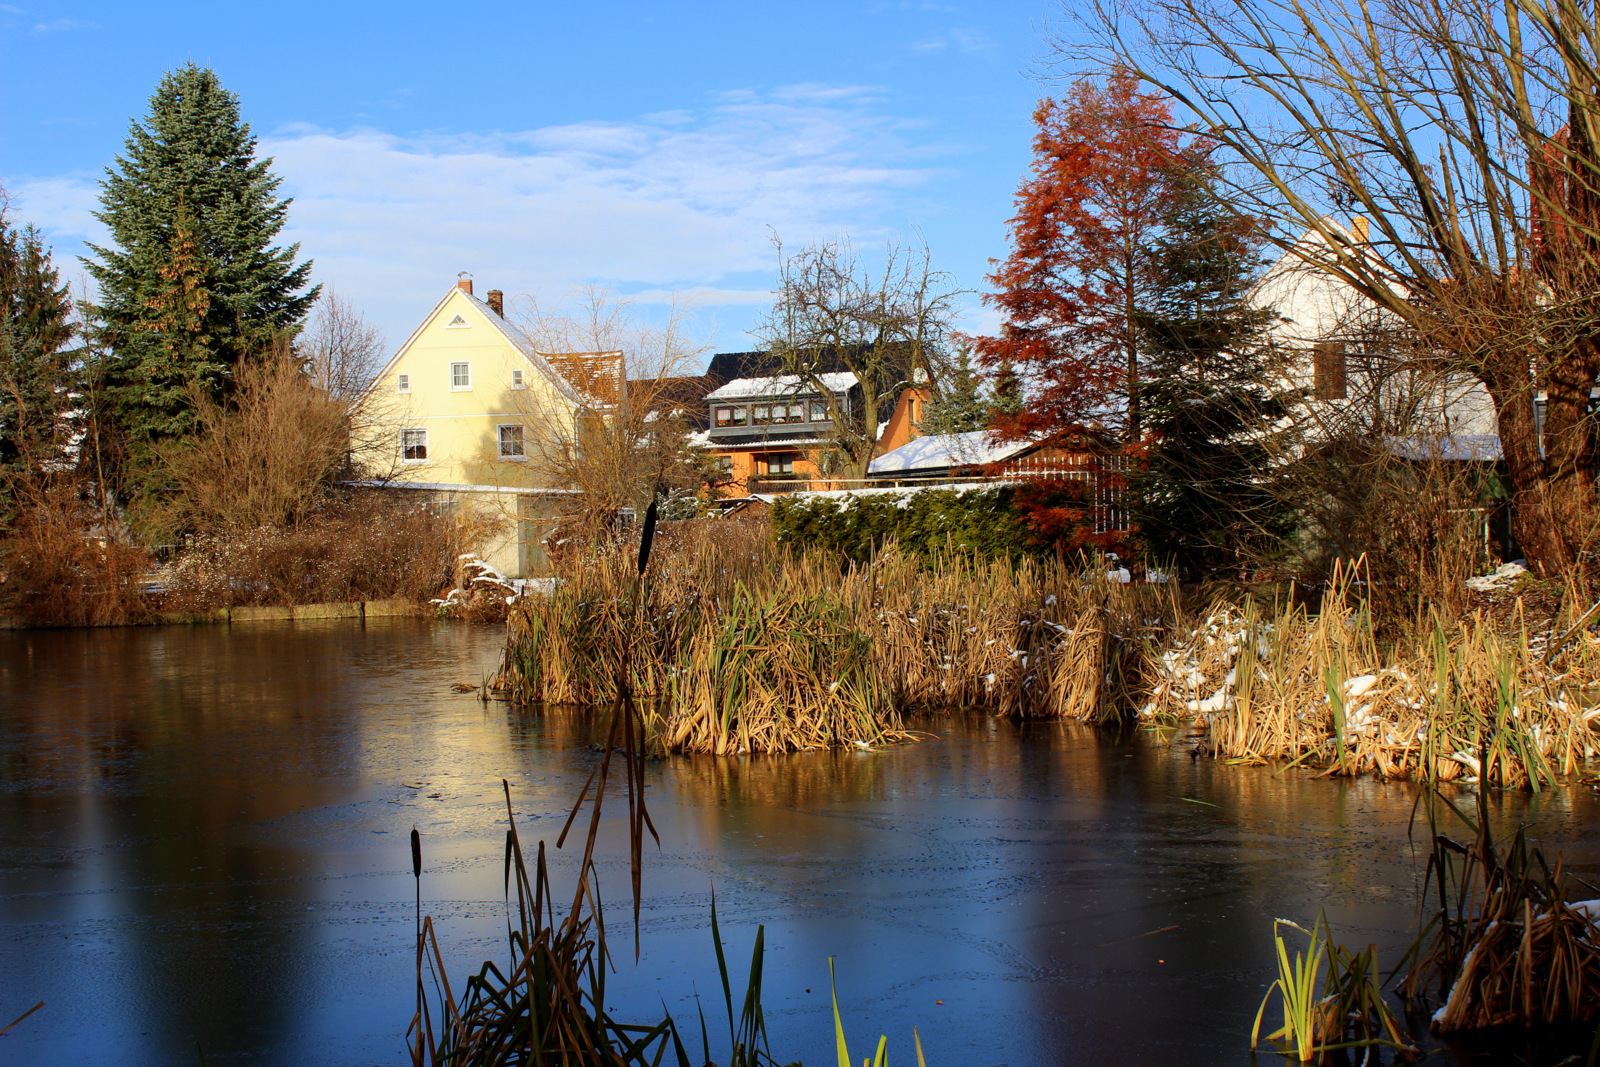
[976,70,1203,447]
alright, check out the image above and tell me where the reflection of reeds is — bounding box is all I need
[496,543,1184,754]
[1150,560,1600,786]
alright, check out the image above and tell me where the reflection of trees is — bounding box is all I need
[0,622,462,1061]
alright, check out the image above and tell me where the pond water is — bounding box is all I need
[3,619,1599,1066]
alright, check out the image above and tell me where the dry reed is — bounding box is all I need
[1398,789,1600,1033]
[1147,561,1600,786]
[495,539,1185,755]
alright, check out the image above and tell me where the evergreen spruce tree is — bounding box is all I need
[1134,166,1292,575]
[83,64,317,445]
[0,203,75,476]
[916,348,991,436]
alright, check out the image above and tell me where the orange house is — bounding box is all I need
[705,371,931,496]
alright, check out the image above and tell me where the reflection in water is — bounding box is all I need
[2,622,1600,1065]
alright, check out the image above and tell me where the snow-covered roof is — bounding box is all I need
[1385,434,1502,461]
[867,430,1035,474]
[706,372,857,401]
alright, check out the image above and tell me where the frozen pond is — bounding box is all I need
[2,619,1598,1065]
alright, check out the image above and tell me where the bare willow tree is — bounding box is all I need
[757,237,961,481]
[1077,0,1600,576]
[513,287,709,527]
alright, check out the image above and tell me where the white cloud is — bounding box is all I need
[10,87,945,353]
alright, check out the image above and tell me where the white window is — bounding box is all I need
[511,368,525,389]
[396,373,410,393]
[451,362,471,390]
[446,314,469,329]
[402,428,428,462]
[498,423,525,459]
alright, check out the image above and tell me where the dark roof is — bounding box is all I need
[704,348,858,387]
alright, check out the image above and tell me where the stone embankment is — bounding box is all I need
[0,598,423,630]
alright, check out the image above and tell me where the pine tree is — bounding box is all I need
[0,204,75,475]
[917,348,991,436]
[1133,165,1292,575]
[83,63,317,444]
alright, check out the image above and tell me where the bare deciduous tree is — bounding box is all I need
[300,287,385,403]
[1075,0,1600,576]
[512,287,710,527]
[757,237,962,481]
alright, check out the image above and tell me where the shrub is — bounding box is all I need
[0,484,151,626]
[771,486,1037,562]
[163,491,485,610]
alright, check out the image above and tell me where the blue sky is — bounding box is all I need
[1,1,1071,363]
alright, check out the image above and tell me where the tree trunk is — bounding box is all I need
[1541,340,1600,572]
[1483,353,1572,576]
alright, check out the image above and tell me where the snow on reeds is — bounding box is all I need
[495,541,1183,754]
[1146,562,1600,787]
[499,543,1599,777]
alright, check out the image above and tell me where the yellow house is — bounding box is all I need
[357,277,588,578]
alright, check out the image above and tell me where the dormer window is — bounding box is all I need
[511,368,526,389]
[751,404,771,425]
[446,314,470,329]
[809,400,827,421]
[714,406,748,427]
[397,374,410,393]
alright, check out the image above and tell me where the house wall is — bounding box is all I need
[878,385,931,454]
[1255,228,1499,438]
[361,288,577,492]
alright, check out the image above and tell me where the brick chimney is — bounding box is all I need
[456,272,474,296]
[486,289,504,317]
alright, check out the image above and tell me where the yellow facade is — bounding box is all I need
[357,282,581,577]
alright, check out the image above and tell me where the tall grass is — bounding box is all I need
[1147,560,1600,785]
[495,539,1185,754]
[1399,786,1600,1033]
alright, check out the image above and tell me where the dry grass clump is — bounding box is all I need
[162,492,483,610]
[1400,791,1600,1034]
[1147,562,1600,785]
[496,540,1186,754]
[0,485,152,626]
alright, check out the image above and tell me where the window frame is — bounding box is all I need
[497,422,527,460]
[511,368,526,390]
[451,362,472,391]
[402,428,429,463]
[397,373,411,394]
[809,399,828,422]
[764,453,795,476]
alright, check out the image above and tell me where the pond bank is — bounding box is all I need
[0,595,425,629]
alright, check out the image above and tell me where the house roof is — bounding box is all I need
[867,430,1035,474]
[362,285,585,407]
[707,372,858,401]
[705,348,855,385]
[1384,434,1502,461]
